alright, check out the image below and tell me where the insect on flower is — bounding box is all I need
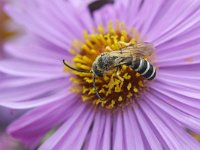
[3,0,200,149]
[63,41,156,100]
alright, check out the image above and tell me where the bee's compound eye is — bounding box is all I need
[93,65,103,77]
[95,70,104,77]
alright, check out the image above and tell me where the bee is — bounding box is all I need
[63,42,156,100]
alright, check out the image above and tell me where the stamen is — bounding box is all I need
[64,20,153,110]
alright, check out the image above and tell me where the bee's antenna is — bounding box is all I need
[63,60,92,73]
[93,74,104,100]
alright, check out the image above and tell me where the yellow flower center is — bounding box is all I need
[64,21,154,110]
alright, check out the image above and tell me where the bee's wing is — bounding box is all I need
[110,43,154,58]
[126,43,154,57]
[107,43,154,68]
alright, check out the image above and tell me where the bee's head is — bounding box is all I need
[92,63,104,77]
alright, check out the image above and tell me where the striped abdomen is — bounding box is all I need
[131,58,156,80]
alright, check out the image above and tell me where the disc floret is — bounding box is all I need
[64,21,149,110]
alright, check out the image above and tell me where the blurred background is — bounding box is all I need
[0,0,26,149]
[0,0,200,149]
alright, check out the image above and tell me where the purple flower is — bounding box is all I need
[1,0,200,149]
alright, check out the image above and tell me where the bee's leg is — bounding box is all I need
[106,68,123,96]
[105,46,112,52]
[118,41,132,47]
[106,73,115,96]
[115,67,124,89]
[93,74,104,100]
[115,67,124,82]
